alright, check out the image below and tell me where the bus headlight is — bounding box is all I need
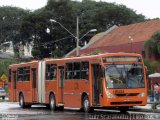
[106,91,116,98]
[138,92,145,97]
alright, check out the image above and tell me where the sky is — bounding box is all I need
[0,0,159,19]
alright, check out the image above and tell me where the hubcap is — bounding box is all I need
[20,96,23,107]
[84,99,89,111]
[50,95,55,109]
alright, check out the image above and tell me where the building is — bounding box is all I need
[0,41,33,59]
[66,20,160,59]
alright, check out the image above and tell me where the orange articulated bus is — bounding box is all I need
[8,53,147,112]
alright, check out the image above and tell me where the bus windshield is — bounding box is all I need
[105,64,144,88]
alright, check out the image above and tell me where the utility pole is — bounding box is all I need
[76,16,79,56]
[50,18,97,57]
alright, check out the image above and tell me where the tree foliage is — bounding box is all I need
[0,6,29,43]
[0,59,19,77]
[144,60,160,74]
[0,0,146,59]
[0,6,29,58]
[20,0,76,58]
[144,31,160,58]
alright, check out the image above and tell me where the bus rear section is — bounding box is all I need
[8,61,46,108]
[99,54,147,112]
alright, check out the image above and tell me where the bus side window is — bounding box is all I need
[24,67,30,81]
[46,64,57,80]
[81,61,89,80]
[17,67,30,82]
[65,63,73,80]
[73,62,81,80]
[17,67,23,82]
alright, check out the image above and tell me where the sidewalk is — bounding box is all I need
[132,97,160,113]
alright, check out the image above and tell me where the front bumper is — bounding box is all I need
[103,97,147,107]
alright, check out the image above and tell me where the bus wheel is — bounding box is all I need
[58,106,64,111]
[26,104,31,108]
[2,96,5,100]
[119,107,129,113]
[83,96,93,113]
[49,94,56,111]
[19,94,25,108]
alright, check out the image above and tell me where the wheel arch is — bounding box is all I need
[49,91,55,97]
[49,91,56,103]
[81,92,88,106]
[19,91,23,100]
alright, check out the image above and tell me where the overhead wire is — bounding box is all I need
[31,35,74,47]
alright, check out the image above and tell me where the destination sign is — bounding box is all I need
[103,56,142,63]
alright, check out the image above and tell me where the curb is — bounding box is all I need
[130,108,160,113]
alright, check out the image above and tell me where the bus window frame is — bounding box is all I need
[81,61,89,80]
[65,63,73,80]
[65,61,89,80]
[17,66,30,82]
[45,64,57,81]
[73,62,81,80]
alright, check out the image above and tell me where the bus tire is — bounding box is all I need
[26,104,31,108]
[19,94,25,108]
[119,106,129,113]
[2,96,5,100]
[83,96,94,113]
[58,106,64,111]
[49,94,56,111]
[46,104,50,109]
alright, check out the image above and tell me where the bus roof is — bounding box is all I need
[45,52,142,62]
[9,60,38,67]
[9,52,142,67]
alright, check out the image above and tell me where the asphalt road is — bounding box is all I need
[0,99,160,120]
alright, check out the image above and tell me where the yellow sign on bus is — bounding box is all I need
[1,74,7,82]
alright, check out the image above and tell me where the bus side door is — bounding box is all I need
[58,66,64,104]
[13,71,17,102]
[32,68,37,102]
[91,64,103,106]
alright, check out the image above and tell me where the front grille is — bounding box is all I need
[115,93,139,96]
[111,101,142,105]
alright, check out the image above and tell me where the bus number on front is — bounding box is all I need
[113,90,124,94]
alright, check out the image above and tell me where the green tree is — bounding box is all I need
[144,31,160,59]
[20,10,52,59]
[0,6,29,58]
[20,0,146,59]
[0,59,19,76]
[21,0,76,58]
[71,0,145,32]
[144,60,160,74]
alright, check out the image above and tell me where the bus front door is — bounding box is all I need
[32,68,37,102]
[58,66,64,104]
[13,71,17,102]
[92,64,102,106]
